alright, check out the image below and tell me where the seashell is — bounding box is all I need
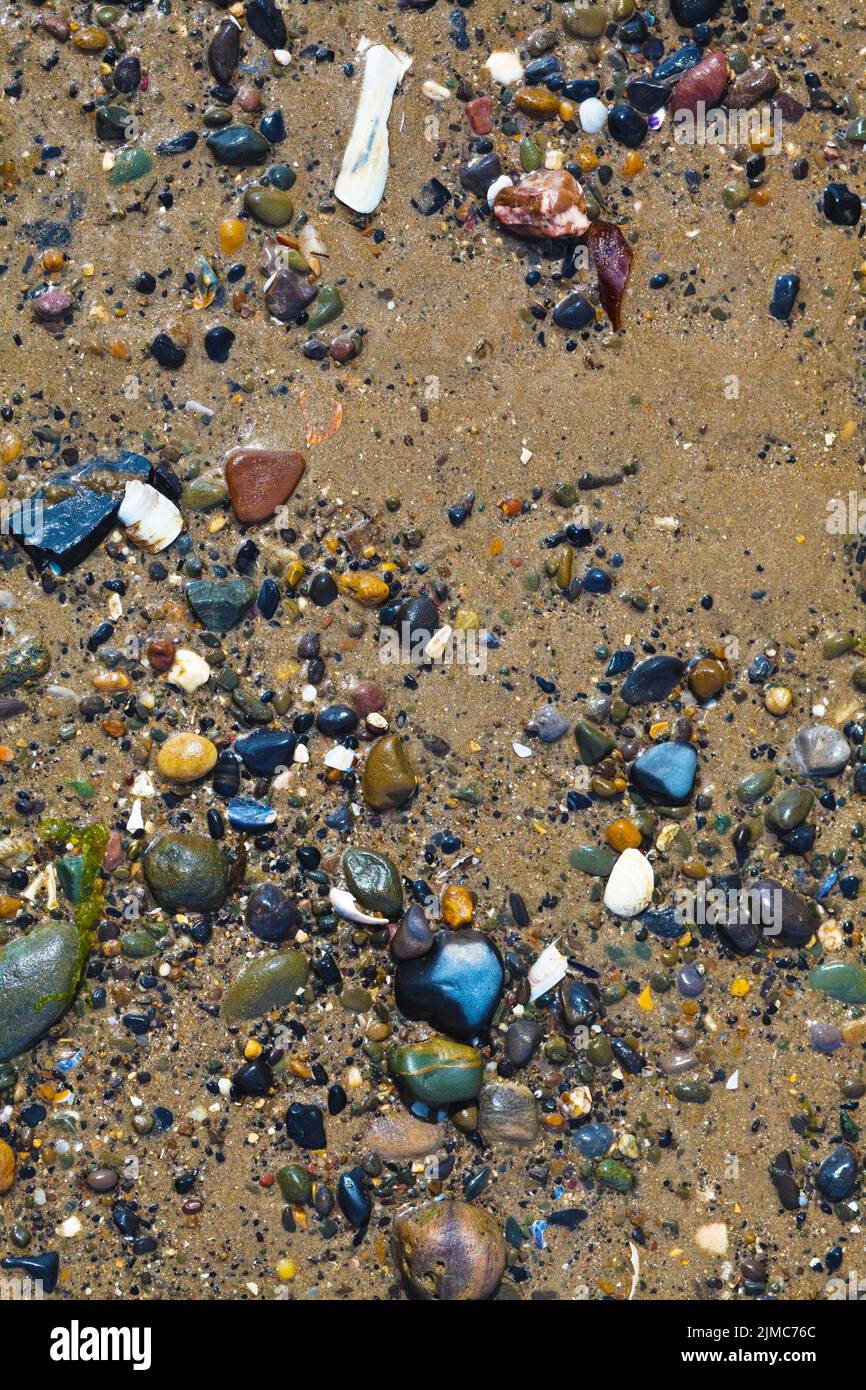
[484,50,524,85]
[166,647,211,693]
[117,480,183,553]
[323,745,355,771]
[131,771,156,798]
[528,941,568,1002]
[335,43,413,215]
[486,173,513,208]
[603,847,654,918]
[299,222,329,259]
[329,885,388,926]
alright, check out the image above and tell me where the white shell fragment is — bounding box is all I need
[323,744,355,771]
[486,173,513,208]
[423,624,453,663]
[603,847,654,919]
[166,647,211,693]
[422,79,451,101]
[528,942,568,1002]
[329,886,387,926]
[118,480,183,553]
[484,50,524,85]
[335,44,413,215]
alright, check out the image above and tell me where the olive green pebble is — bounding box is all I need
[121,930,158,958]
[109,148,154,186]
[223,949,309,1020]
[277,1163,313,1204]
[561,1,608,38]
[306,287,344,331]
[673,1080,711,1103]
[183,476,229,511]
[244,186,294,227]
[737,769,774,804]
[595,1158,634,1193]
[569,845,616,876]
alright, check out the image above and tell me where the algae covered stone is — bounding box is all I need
[223,949,309,1019]
[0,922,83,1061]
[143,831,231,912]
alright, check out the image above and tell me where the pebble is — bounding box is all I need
[223,949,309,1019]
[478,1080,539,1146]
[391,1200,505,1301]
[809,960,866,1004]
[816,1146,857,1201]
[629,741,697,804]
[246,883,301,943]
[206,126,271,167]
[143,831,231,912]
[391,904,435,960]
[394,928,505,1039]
[621,654,684,705]
[788,724,849,777]
[0,923,81,1061]
[156,732,218,783]
[389,1035,483,1105]
[362,734,418,811]
[343,848,403,918]
[365,1113,445,1161]
[185,577,257,631]
[225,449,306,524]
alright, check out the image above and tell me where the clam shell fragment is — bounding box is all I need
[335,43,413,215]
[117,480,183,553]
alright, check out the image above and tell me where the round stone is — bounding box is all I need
[244,185,294,226]
[789,724,849,777]
[391,1199,505,1301]
[391,905,435,960]
[0,922,82,1062]
[156,732,218,783]
[246,882,301,943]
[143,831,231,913]
[389,1035,483,1105]
[816,1145,857,1201]
[223,948,309,1019]
[478,1079,539,1146]
[579,97,608,133]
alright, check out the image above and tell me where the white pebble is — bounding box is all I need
[166,647,210,693]
[324,744,355,771]
[484,50,524,85]
[579,98,608,134]
[695,1222,728,1256]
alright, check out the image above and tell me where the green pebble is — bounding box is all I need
[109,148,153,186]
[569,845,616,876]
[595,1158,634,1193]
[389,1036,482,1105]
[809,959,866,1004]
[223,949,309,1020]
[306,286,344,331]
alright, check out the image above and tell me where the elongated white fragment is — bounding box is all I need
[335,43,412,215]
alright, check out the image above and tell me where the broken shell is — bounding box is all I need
[299,222,329,260]
[484,50,524,85]
[603,847,654,918]
[329,885,388,926]
[528,941,568,1002]
[335,44,413,215]
[166,647,211,693]
[117,480,183,553]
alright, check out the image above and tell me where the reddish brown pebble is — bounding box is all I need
[727,66,779,109]
[493,170,590,239]
[349,680,387,717]
[41,14,70,39]
[146,638,176,673]
[329,333,360,363]
[103,830,124,874]
[236,84,261,112]
[671,50,729,117]
[225,448,306,523]
[466,96,493,135]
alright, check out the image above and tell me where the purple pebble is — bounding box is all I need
[677,963,705,998]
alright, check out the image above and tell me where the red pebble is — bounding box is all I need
[466,96,493,135]
[671,50,728,117]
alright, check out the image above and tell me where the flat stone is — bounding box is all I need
[620,654,684,706]
[225,448,306,524]
[789,724,849,778]
[223,949,308,1019]
[365,1112,445,1161]
[185,577,257,631]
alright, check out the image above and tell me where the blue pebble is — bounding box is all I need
[573,1122,613,1158]
[226,796,277,830]
[630,741,697,804]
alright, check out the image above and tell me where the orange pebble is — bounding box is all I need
[92,671,132,692]
[605,817,642,851]
[0,896,21,918]
[500,497,521,518]
[441,884,476,928]
[219,218,246,255]
[621,151,643,177]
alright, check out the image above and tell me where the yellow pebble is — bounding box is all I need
[764,686,792,716]
[276,1258,297,1281]
[244,1038,262,1060]
[338,572,391,607]
[285,559,304,588]
[219,217,246,256]
[731,978,750,997]
[156,732,218,784]
[441,884,475,928]
[638,984,653,1011]
[606,817,642,851]
[0,430,23,464]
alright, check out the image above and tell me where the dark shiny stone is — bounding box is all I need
[234,727,296,775]
[394,594,438,649]
[459,152,502,197]
[620,654,684,705]
[245,0,287,49]
[630,741,697,804]
[285,1101,326,1150]
[308,570,338,606]
[209,17,240,83]
[1,1252,59,1294]
[552,292,594,330]
[212,748,241,798]
[652,43,702,82]
[748,878,815,948]
[327,1084,347,1116]
[112,1201,140,1236]
[583,566,611,593]
[639,905,684,938]
[816,1145,857,1201]
[769,273,800,321]
[609,1036,646,1074]
[232,1057,273,1095]
[264,269,317,321]
[608,104,648,147]
[204,325,235,362]
[206,125,270,167]
[559,977,602,1026]
[257,577,280,617]
[246,882,301,943]
[768,1151,800,1209]
[391,904,434,960]
[113,55,141,93]
[260,109,286,143]
[156,130,199,156]
[315,704,358,737]
[394,928,504,1040]
[504,1017,541,1067]
[337,1167,372,1226]
[670,0,724,23]
[524,55,561,83]
[562,79,600,101]
[822,183,862,227]
[715,914,760,955]
[626,77,673,112]
[150,332,186,369]
[413,177,452,216]
[95,105,134,142]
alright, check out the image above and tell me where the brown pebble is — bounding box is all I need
[86,1166,119,1193]
[225,448,306,524]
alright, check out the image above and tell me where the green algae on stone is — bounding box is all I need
[595,1157,634,1192]
[223,949,309,1020]
[0,637,50,692]
[39,819,108,935]
[809,959,866,1004]
[0,922,84,1062]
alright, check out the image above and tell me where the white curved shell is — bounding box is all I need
[603,848,654,918]
[335,44,412,215]
[118,480,183,553]
[528,941,568,1002]
[329,886,387,926]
